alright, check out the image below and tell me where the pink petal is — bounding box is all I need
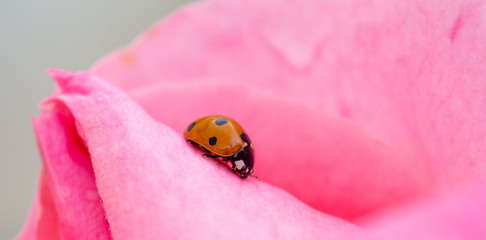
[128,81,429,219]
[16,173,59,240]
[17,71,112,239]
[354,186,486,240]
[92,0,486,219]
[18,69,359,239]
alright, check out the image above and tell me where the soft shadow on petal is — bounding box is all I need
[20,69,360,239]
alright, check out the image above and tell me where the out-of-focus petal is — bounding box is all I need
[92,0,486,219]
[353,186,486,240]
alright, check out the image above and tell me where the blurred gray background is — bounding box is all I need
[0,1,193,238]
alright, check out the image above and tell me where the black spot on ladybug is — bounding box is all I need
[240,132,251,144]
[209,137,217,146]
[187,122,196,131]
[215,117,228,126]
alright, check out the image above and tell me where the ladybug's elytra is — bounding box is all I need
[184,115,254,179]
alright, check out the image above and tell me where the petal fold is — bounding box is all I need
[20,69,359,239]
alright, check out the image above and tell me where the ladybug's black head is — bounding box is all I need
[231,144,254,179]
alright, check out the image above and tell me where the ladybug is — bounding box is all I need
[184,115,254,179]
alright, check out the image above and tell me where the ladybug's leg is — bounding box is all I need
[231,168,244,178]
[202,153,219,158]
[230,160,238,172]
[188,141,212,157]
[200,146,212,153]
[229,161,245,178]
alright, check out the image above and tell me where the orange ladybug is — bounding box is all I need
[184,115,254,179]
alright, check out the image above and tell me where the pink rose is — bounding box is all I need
[17,0,486,239]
